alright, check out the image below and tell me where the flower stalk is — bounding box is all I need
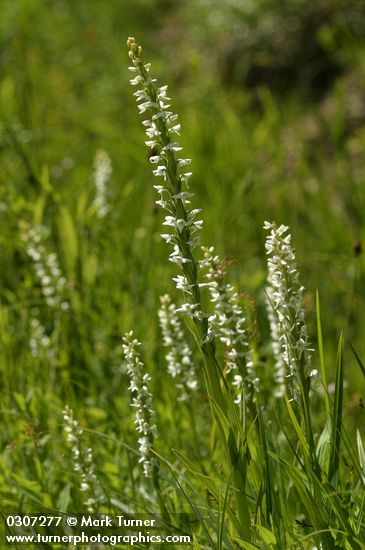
[264,221,318,468]
[93,149,112,219]
[127,37,251,539]
[122,331,158,478]
[158,294,198,401]
[122,331,170,520]
[20,221,69,311]
[63,405,102,512]
[201,246,257,405]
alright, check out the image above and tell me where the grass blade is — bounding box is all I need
[217,469,233,550]
[316,290,330,416]
[357,430,365,486]
[349,342,365,378]
[328,332,344,484]
[285,396,309,460]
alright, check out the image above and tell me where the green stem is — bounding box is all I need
[129,42,251,540]
[200,339,251,540]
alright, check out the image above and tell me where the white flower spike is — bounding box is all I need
[264,221,315,401]
[122,331,158,477]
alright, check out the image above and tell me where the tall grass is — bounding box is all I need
[0,17,364,550]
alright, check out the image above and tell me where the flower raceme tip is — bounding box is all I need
[264,221,316,400]
[127,37,205,311]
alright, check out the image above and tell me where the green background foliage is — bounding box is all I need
[0,1,364,548]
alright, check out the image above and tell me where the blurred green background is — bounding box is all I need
[0,0,364,502]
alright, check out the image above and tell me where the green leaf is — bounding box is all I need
[102,462,119,476]
[13,392,27,413]
[82,253,98,287]
[356,430,365,485]
[272,453,332,547]
[316,417,331,472]
[161,454,215,549]
[56,484,70,513]
[209,396,231,454]
[349,343,365,379]
[33,457,43,481]
[285,396,309,459]
[57,206,78,276]
[256,525,277,545]
[328,332,344,484]
[257,407,273,523]
[192,535,202,549]
[76,191,89,222]
[10,473,42,498]
[110,499,130,513]
[316,290,330,416]
[33,194,46,226]
[172,449,220,497]
[217,469,233,550]
[231,538,260,549]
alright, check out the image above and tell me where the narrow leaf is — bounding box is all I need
[316,289,330,416]
[328,332,344,484]
[357,430,365,485]
[285,396,309,459]
[349,343,365,378]
[57,206,78,276]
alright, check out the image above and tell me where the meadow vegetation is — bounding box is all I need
[0,2,364,548]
